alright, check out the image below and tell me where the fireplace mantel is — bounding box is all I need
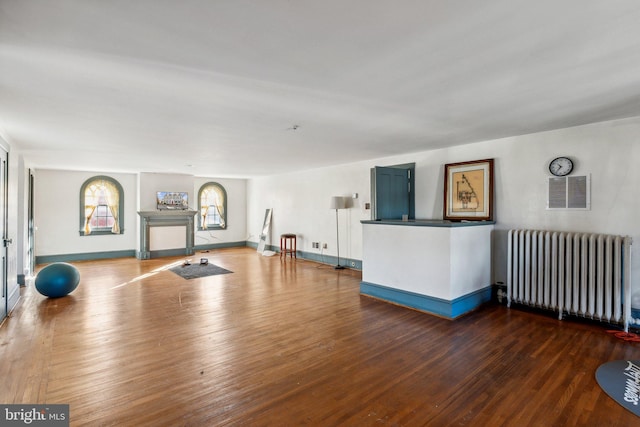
[137,210,198,259]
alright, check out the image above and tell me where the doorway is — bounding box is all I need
[370,163,415,220]
[27,170,35,278]
[0,147,8,320]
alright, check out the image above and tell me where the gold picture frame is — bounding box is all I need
[444,158,494,221]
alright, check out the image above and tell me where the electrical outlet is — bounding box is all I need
[312,242,319,249]
[323,243,328,249]
[351,261,356,267]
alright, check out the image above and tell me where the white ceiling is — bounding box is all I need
[1,1,640,178]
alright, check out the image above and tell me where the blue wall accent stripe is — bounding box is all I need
[450,287,493,318]
[194,241,248,251]
[360,281,492,319]
[35,242,364,271]
[300,251,362,270]
[149,249,192,259]
[246,243,362,270]
[36,250,137,264]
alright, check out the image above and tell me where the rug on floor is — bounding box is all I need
[596,359,640,417]
[169,262,233,280]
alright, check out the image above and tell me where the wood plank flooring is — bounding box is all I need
[1,247,639,426]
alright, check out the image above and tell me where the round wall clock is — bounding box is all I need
[549,156,573,176]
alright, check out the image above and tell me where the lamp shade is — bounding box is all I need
[329,196,346,210]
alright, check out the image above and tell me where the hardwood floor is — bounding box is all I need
[1,247,639,426]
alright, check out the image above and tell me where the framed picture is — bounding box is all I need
[443,158,494,221]
[157,191,189,210]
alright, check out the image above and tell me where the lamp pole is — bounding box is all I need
[330,196,346,270]
[334,207,344,269]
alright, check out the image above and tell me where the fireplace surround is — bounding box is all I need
[137,210,198,259]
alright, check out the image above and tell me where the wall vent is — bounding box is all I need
[547,175,590,210]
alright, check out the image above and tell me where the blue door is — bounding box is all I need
[373,166,411,220]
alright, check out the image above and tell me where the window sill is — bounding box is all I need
[79,229,124,236]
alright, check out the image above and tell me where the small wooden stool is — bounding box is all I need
[280,234,296,259]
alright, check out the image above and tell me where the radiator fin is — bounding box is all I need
[507,230,632,332]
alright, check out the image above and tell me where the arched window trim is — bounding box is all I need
[79,175,125,236]
[198,182,227,230]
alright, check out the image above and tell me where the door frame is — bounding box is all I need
[0,147,7,319]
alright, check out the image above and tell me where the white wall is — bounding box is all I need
[27,116,640,305]
[137,172,196,252]
[247,163,373,262]
[33,170,247,257]
[1,136,21,313]
[34,169,138,256]
[248,116,640,305]
[15,155,30,278]
[138,172,194,211]
[362,223,493,300]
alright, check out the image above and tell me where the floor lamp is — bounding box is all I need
[330,196,346,269]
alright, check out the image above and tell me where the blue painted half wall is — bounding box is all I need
[360,281,492,319]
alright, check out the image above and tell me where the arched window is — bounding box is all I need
[198,182,227,230]
[79,176,124,236]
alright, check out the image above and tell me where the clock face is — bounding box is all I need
[549,157,573,176]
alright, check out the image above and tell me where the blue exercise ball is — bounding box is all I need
[35,262,80,298]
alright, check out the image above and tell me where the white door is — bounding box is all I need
[0,148,7,320]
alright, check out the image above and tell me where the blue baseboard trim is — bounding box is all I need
[299,251,362,270]
[194,241,247,251]
[34,242,365,271]
[360,281,492,319]
[149,248,194,258]
[36,243,248,265]
[246,242,362,270]
[36,250,137,265]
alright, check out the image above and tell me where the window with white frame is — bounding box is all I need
[79,176,124,235]
[198,182,227,230]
